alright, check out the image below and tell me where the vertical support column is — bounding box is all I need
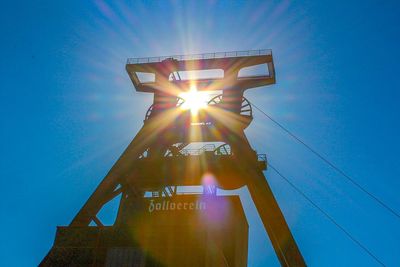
[229,131,305,266]
[221,88,244,114]
[247,170,306,266]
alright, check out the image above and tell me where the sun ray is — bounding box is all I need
[179,84,209,115]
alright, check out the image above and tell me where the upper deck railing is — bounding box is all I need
[127,49,272,65]
[179,144,216,156]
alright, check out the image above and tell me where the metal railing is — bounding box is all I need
[180,144,216,156]
[257,154,267,162]
[127,49,272,64]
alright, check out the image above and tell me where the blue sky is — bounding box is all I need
[1,0,400,266]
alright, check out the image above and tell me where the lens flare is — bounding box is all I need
[201,172,217,187]
[179,85,208,115]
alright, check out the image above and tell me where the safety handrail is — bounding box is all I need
[257,154,267,162]
[127,49,272,65]
[180,144,216,156]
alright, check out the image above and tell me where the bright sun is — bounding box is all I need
[180,85,208,114]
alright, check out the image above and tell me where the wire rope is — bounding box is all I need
[250,101,400,220]
[268,163,386,266]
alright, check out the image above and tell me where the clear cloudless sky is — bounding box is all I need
[1,0,400,266]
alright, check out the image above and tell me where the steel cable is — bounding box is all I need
[268,163,386,266]
[250,101,400,221]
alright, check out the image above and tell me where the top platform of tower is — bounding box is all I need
[126,49,275,95]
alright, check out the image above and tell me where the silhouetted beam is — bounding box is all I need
[247,170,306,266]
[70,122,158,226]
[126,54,275,94]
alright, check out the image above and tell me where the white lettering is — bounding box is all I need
[149,200,155,213]
[148,199,207,213]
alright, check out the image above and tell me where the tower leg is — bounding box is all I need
[70,124,153,226]
[246,170,306,266]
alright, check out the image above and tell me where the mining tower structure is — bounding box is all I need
[41,49,306,267]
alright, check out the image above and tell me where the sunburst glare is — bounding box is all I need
[179,85,209,115]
